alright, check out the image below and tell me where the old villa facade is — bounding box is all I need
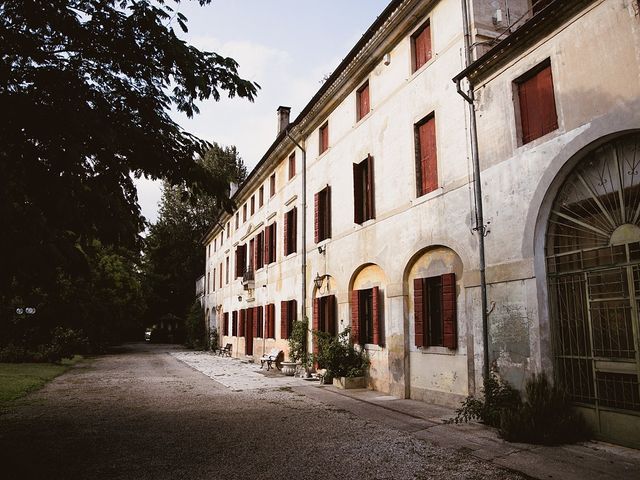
[201,0,640,448]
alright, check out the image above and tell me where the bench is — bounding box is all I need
[260,348,283,371]
[217,343,232,357]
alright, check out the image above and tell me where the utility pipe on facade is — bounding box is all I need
[455,0,490,383]
[285,129,308,336]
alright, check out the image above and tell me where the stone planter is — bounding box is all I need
[333,376,365,389]
[281,361,297,376]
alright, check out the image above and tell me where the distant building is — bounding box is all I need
[202,0,640,448]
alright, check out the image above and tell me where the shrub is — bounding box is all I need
[184,302,207,350]
[288,319,308,364]
[313,327,368,379]
[209,327,219,352]
[41,327,88,363]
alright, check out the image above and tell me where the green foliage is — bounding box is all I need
[450,370,589,445]
[499,372,590,444]
[184,301,207,350]
[287,319,308,364]
[0,327,87,363]
[209,327,219,352]
[142,144,247,335]
[1,1,256,350]
[313,327,368,379]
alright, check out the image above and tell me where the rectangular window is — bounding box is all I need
[235,245,246,278]
[284,207,297,255]
[226,222,230,238]
[270,173,276,197]
[353,155,375,224]
[314,186,331,243]
[415,114,438,196]
[516,60,558,145]
[207,245,210,258]
[254,306,263,338]
[223,312,229,336]
[238,309,245,337]
[242,204,247,222]
[255,231,265,270]
[212,268,216,291]
[413,273,457,349]
[225,257,229,284]
[219,262,223,287]
[248,238,255,271]
[280,299,297,339]
[232,311,238,336]
[265,304,276,339]
[357,81,370,121]
[259,186,264,208]
[214,238,217,252]
[319,122,329,155]
[264,222,277,265]
[313,295,336,336]
[206,272,210,294]
[250,195,255,215]
[235,212,239,229]
[350,287,382,346]
[288,152,296,179]
[412,21,432,72]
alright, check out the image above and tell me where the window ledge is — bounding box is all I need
[364,344,383,352]
[409,55,436,80]
[413,187,444,206]
[419,346,456,356]
[355,110,373,127]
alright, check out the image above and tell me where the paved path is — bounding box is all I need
[0,343,527,480]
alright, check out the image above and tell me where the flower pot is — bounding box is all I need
[333,376,365,389]
[281,361,297,376]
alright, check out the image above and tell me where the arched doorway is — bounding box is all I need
[546,133,640,446]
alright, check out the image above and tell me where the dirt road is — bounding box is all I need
[0,343,524,480]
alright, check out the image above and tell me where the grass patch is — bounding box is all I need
[0,356,82,408]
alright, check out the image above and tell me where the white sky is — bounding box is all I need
[135,0,390,223]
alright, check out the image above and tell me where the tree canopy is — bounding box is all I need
[0,0,258,349]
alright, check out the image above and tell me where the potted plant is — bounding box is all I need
[282,319,308,376]
[314,327,368,389]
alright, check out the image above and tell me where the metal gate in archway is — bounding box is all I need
[546,133,640,446]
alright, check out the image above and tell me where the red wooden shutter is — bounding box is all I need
[283,210,289,256]
[239,309,245,337]
[538,64,558,136]
[281,300,289,339]
[350,290,360,344]
[414,23,431,71]
[372,286,381,346]
[269,304,275,338]
[253,307,260,338]
[314,192,320,244]
[264,226,270,265]
[353,163,363,224]
[326,186,332,238]
[366,155,375,220]
[418,117,437,195]
[327,295,336,336]
[232,311,238,336]
[250,238,256,270]
[414,278,425,347]
[441,273,457,350]
[292,208,297,253]
[223,312,228,336]
[312,297,320,354]
[271,223,277,262]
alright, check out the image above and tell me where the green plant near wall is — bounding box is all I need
[288,319,308,364]
[313,327,368,379]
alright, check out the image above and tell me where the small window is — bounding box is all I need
[235,212,239,229]
[259,186,264,208]
[270,173,276,197]
[280,299,297,339]
[265,304,276,339]
[357,81,370,121]
[319,122,329,155]
[284,208,297,255]
[288,152,296,179]
[242,204,247,222]
[315,186,331,243]
[264,222,277,265]
[353,155,375,224]
[413,273,457,349]
[255,231,265,270]
[250,195,255,215]
[350,287,383,346]
[415,114,438,196]
[516,60,558,145]
[235,245,246,278]
[411,20,432,72]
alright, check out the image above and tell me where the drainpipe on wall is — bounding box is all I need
[285,129,308,336]
[456,0,490,384]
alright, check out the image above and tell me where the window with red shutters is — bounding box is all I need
[225,257,229,284]
[350,288,383,346]
[212,268,216,291]
[226,221,230,238]
[517,60,558,145]
[353,155,375,224]
[270,173,276,197]
[357,81,370,121]
[259,186,264,208]
[219,262,223,286]
[415,114,438,196]
[288,152,296,180]
[223,312,229,336]
[250,195,255,215]
[319,122,329,155]
[245,308,254,355]
[263,222,277,265]
[314,186,331,243]
[265,304,276,339]
[255,231,265,270]
[284,208,297,255]
[242,204,247,222]
[235,244,246,278]
[314,295,336,335]
[235,212,239,229]
[239,309,245,337]
[413,274,457,349]
[232,311,238,336]
[280,299,296,339]
[411,21,432,72]
[254,306,263,338]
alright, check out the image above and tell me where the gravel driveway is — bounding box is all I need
[0,343,525,480]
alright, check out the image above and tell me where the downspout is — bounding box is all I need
[285,129,308,335]
[456,0,490,383]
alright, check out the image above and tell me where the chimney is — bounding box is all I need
[277,106,291,135]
